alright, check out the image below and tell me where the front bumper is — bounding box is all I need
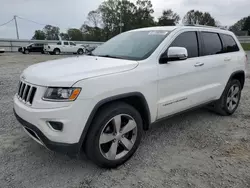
[14,110,79,155]
[13,93,94,155]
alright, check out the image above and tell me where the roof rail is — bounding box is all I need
[183,24,227,30]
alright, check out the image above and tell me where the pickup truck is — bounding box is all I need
[44,41,84,55]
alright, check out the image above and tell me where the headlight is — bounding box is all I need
[43,87,81,101]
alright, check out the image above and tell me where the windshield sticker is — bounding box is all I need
[148,31,168,35]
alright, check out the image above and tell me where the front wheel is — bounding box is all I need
[214,79,242,116]
[85,102,143,168]
[53,48,60,55]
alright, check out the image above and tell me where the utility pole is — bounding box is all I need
[14,15,19,39]
[119,10,124,33]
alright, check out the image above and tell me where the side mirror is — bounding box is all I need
[159,47,188,64]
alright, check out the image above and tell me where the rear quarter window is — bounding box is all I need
[220,34,239,53]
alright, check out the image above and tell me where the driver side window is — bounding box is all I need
[169,31,199,58]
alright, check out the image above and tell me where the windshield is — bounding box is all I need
[92,30,170,60]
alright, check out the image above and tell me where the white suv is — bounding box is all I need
[14,26,247,168]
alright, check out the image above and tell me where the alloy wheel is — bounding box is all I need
[226,84,240,111]
[99,114,137,160]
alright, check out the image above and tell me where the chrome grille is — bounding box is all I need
[17,81,37,105]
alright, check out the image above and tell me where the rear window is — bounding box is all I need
[221,34,239,53]
[201,32,223,56]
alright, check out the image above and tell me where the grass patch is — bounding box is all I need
[241,43,250,51]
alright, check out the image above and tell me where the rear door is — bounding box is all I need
[198,31,229,99]
[219,33,244,80]
[70,42,77,53]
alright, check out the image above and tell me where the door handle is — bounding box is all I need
[224,57,231,62]
[194,62,204,67]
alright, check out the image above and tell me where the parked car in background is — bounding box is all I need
[18,43,45,54]
[44,41,84,55]
[0,48,5,53]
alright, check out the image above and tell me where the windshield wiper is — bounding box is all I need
[97,55,124,59]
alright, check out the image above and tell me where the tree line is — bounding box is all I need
[32,0,250,41]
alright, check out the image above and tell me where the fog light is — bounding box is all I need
[47,121,63,131]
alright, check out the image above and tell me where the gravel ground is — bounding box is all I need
[0,52,250,188]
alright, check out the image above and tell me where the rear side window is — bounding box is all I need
[57,42,62,45]
[170,32,199,58]
[201,32,223,56]
[64,42,69,45]
[221,34,239,53]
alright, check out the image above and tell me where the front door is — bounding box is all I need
[157,31,220,119]
[62,42,70,53]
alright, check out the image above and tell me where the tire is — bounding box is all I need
[49,52,54,55]
[213,79,242,116]
[41,50,45,54]
[53,48,60,55]
[77,49,84,55]
[85,102,143,168]
[24,49,29,54]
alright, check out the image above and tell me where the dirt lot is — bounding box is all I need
[0,52,250,188]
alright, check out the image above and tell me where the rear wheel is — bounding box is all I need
[24,49,29,54]
[214,79,241,116]
[85,102,143,168]
[77,49,84,55]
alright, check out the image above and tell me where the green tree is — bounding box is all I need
[99,0,121,39]
[59,33,69,40]
[43,25,60,40]
[119,0,137,31]
[97,0,155,40]
[80,24,105,41]
[157,9,180,26]
[86,10,103,28]
[67,28,84,41]
[229,17,247,32]
[32,30,46,40]
[243,16,250,35]
[183,10,216,26]
[134,0,155,28]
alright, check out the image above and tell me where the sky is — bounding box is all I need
[0,0,249,39]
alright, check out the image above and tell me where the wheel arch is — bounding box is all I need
[228,70,245,90]
[78,92,151,151]
[53,48,61,52]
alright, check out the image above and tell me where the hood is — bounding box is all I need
[21,56,138,87]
